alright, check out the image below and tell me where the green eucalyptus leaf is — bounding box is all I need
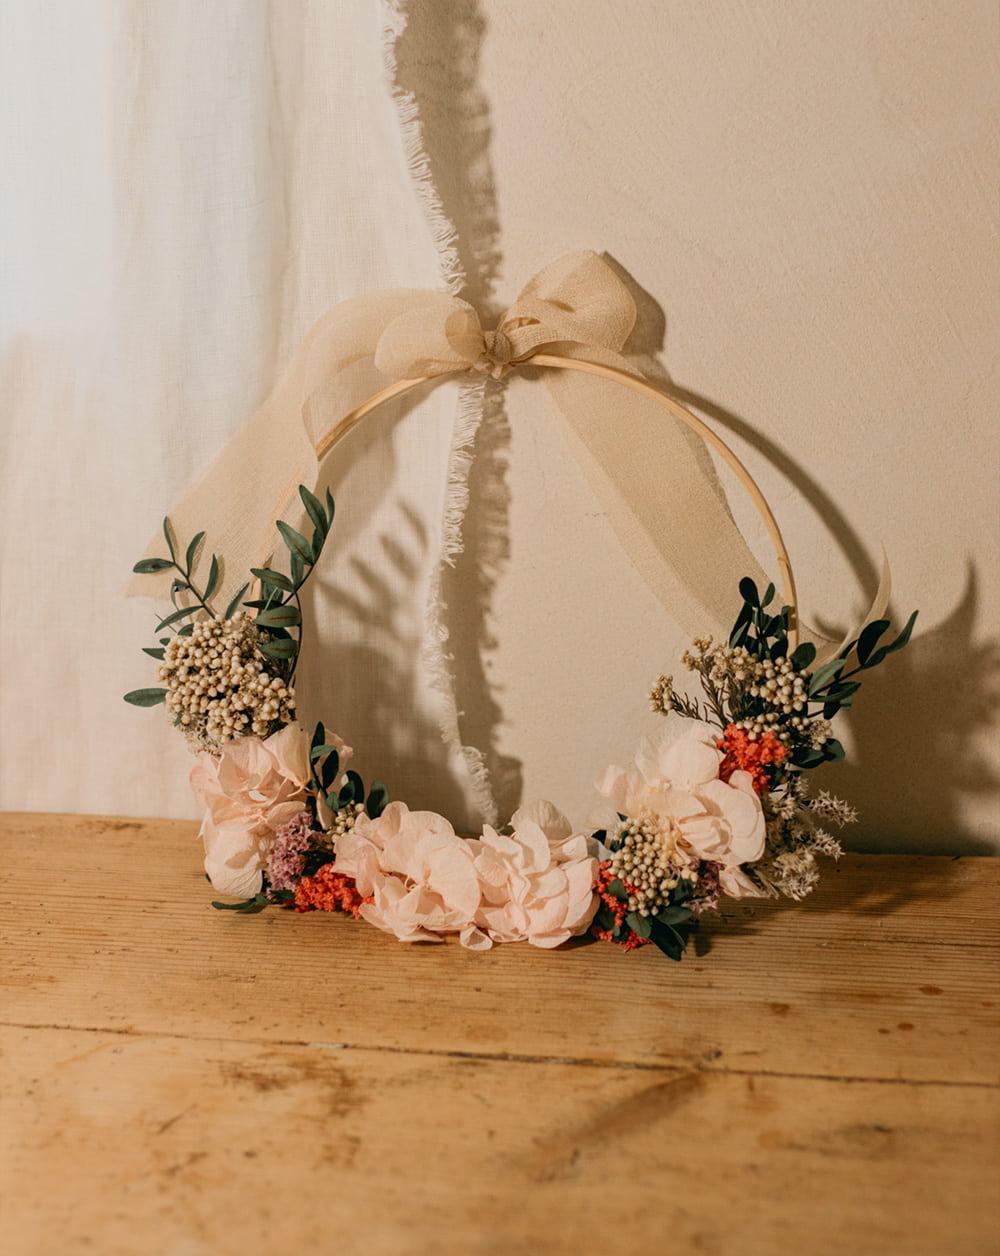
[311,721,327,751]
[656,905,694,926]
[325,488,336,522]
[276,519,314,564]
[155,605,201,631]
[132,558,173,574]
[881,610,918,658]
[142,647,166,660]
[250,567,295,593]
[124,687,167,707]
[310,743,341,762]
[223,582,251,619]
[255,604,302,628]
[625,911,652,939]
[204,554,221,601]
[299,484,327,536]
[791,641,817,671]
[856,619,890,667]
[650,921,686,961]
[339,770,365,806]
[321,752,340,791]
[162,518,177,562]
[761,582,776,607]
[325,790,341,814]
[366,780,389,819]
[177,623,194,637]
[606,877,627,902]
[259,638,298,661]
[210,894,269,913]
[823,738,846,762]
[807,658,845,695]
[290,552,305,586]
[185,531,206,574]
[739,577,760,607]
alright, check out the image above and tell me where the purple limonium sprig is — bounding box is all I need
[266,810,320,895]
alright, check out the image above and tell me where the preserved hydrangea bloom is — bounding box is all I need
[596,719,766,899]
[470,801,599,948]
[334,802,486,948]
[190,723,351,898]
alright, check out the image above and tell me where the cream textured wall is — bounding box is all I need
[1,1,997,854]
[394,0,1000,852]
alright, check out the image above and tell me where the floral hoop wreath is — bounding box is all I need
[125,256,916,961]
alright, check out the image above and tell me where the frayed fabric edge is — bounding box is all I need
[382,2,496,826]
[422,377,497,826]
[381,0,464,299]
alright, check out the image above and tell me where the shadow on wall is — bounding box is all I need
[394,0,523,821]
[337,3,997,851]
[829,566,999,855]
[602,262,1000,852]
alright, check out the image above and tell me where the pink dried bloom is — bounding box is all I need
[265,810,318,894]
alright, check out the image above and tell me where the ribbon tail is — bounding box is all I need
[811,549,893,667]
[122,290,461,609]
[542,351,773,639]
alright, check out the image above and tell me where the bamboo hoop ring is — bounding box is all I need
[312,355,800,649]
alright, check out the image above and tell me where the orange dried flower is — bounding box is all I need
[717,724,787,796]
[293,864,369,917]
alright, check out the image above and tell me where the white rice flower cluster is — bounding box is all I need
[609,811,697,917]
[328,801,366,846]
[158,613,295,753]
[685,641,812,743]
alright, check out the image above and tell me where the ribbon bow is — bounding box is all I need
[371,251,637,381]
[125,250,776,652]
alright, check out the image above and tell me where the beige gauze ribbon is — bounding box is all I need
[125,251,868,656]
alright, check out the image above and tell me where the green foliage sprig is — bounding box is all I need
[125,484,336,707]
[728,577,916,771]
[308,721,389,823]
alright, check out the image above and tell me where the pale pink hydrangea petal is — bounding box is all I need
[190,722,321,895]
[338,802,482,942]
[510,799,573,842]
[472,802,599,948]
[201,820,267,898]
[460,924,493,951]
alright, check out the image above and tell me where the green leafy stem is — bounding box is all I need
[729,577,917,770]
[125,484,336,707]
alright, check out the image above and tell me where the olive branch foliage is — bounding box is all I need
[124,485,336,708]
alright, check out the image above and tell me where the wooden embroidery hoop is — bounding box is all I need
[310,353,800,649]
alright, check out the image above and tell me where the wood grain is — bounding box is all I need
[3,1024,997,1256]
[1,813,998,1255]
[3,814,997,1084]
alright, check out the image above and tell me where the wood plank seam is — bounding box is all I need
[3,1019,996,1091]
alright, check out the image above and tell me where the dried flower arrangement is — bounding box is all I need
[126,488,915,961]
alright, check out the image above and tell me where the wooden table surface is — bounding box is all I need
[1,813,998,1255]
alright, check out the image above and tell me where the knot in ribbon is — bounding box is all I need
[475,327,516,379]
[372,250,638,381]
